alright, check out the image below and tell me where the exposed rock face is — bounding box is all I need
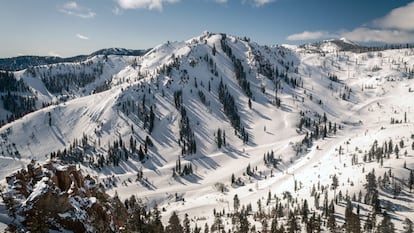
[4,160,124,232]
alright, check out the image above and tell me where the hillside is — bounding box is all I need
[0,48,148,72]
[1,32,414,232]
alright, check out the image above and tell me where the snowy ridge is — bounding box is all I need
[0,48,148,72]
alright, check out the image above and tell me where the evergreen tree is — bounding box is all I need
[204,223,209,233]
[287,211,299,233]
[377,212,395,233]
[327,200,336,232]
[233,194,240,212]
[217,129,222,149]
[332,174,339,197]
[364,213,374,233]
[148,205,164,233]
[364,169,377,204]
[183,213,190,233]
[301,199,309,223]
[270,217,278,233]
[237,211,250,233]
[262,217,269,233]
[166,212,184,233]
[111,192,128,226]
[403,218,414,233]
[211,215,224,233]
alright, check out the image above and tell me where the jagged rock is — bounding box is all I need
[4,160,123,232]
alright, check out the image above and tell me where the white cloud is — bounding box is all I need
[374,1,414,31]
[253,0,274,6]
[116,0,179,11]
[115,0,276,10]
[287,2,414,44]
[64,1,78,9]
[112,6,123,15]
[214,0,228,3]
[243,0,274,7]
[76,33,89,40]
[340,27,414,44]
[287,31,334,41]
[59,1,96,18]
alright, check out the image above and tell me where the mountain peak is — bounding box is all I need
[302,37,363,52]
[338,37,358,46]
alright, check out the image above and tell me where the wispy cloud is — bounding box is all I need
[253,0,274,7]
[59,1,96,18]
[287,31,335,41]
[112,6,123,15]
[287,1,414,44]
[341,28,414,44]
[76,33,89,40]
[373,1,414,31]
[115,0,275,11]
[243,0,275,7]
[116,0,179,11]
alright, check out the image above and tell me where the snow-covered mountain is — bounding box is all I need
[301,37,367,53]
[0,48,148,72]
[1,32,414,232]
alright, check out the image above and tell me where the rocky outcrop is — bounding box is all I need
[4,160,125,232]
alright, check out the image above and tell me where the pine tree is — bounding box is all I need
[260,217,268,233]
[332,174,339,197]
[217,129,222,149]
[183,213,190,233]
[364,169,377,204]
[301,199,309,223]
[403,218,414,233]
[48,112,52,126]
[239,211,250,233]
[223,130,226,146]
[327,212,336,232]
[166,212,184,233]
[204,223,209,233]
[148,205,164,233]
[112,192,128,226]
[327,200,336,232]
[211,215,223,233]
[287,211,299,233]
[270,216,278,233]
[233,194,240,212]
[138,145,145,161]
[377,212,395,233]
[364,213,374,233]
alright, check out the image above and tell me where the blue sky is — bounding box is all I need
[1,0,414,57]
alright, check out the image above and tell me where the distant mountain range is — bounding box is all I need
[0,48,149,71]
